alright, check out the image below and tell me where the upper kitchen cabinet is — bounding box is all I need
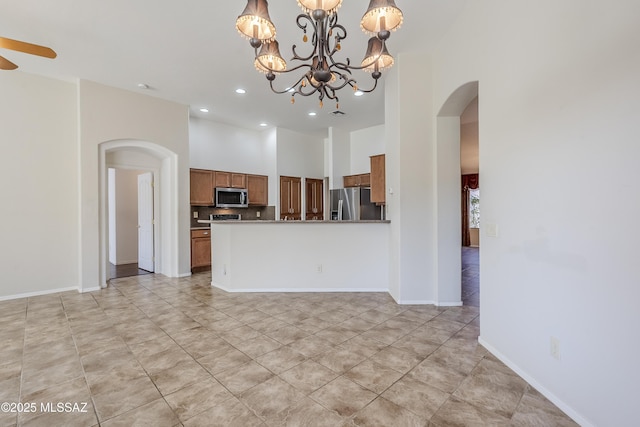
[344,173,371,188]
[370,154,386,204]
[247,174,268,206]
[215,171,247,189]
[280,176,302,220]
[305,178,324,220]
[190,169,214,206]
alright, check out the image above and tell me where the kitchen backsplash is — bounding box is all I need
[190,206,275,227]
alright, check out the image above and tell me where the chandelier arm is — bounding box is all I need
[268,74,311,95]
[352,77,380,94]
[329,61,354,76]
[291,14,319,62]
[325,76,357,92]
[326,22,347,58]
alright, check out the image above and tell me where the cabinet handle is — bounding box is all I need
[204,232,209,235]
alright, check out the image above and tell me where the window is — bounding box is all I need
[469,188,480,228]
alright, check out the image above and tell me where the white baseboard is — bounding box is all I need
[211,282,388,294]
[395,299,437,305]
[478,336,592,427]
[436,301,463,307]
[0,286,80,302]
[80,286,102,294]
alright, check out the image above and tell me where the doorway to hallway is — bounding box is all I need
[461,246,479,306]
[106,167,155,280]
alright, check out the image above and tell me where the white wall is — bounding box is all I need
[426,0,640,424]
[350,125,386,174]
[189,117,275,176]
[0,72,79,299]
[385,53,438,304]
[275,127,325,179]
[326,127,351,189]
[79,80,190,289]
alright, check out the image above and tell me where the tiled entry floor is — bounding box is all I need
[0,273,577,426]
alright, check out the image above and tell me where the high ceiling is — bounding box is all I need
[0,1,468,136]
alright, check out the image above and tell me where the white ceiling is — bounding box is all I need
[0,0,468,136]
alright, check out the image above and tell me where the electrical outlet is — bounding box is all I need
[550,336,560,360]
[256,211,261,218]
[316,264,323,273]
[193,211,198,219]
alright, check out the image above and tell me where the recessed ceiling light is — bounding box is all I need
[137,83,149,90]
[235,88,246,94]
[354,90,364,97]
[308,112,317,116]
[259,123,268,127]
[199,108,209,113]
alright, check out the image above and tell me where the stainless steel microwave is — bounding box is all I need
[215,187,248,208]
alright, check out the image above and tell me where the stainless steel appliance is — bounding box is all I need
[215,187,248,208]
[330,188,381,221]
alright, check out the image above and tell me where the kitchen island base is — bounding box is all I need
[209,222,390,293]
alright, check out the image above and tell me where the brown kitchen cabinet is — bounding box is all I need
[191,229,211,270]
[280,176,302,220]
[247,174,268,206]
[305,178,324,220]
[215,171,247,189]
[190,169,214,205]
[343,173,370,188]
[370,154,386,204]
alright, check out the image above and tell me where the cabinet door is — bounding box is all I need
[191,230,211,268]
[280,177,291,219]
[231,173,247,189]
[247,174,268,206]
[190,169,213,205]
[358,173,371,187]
[305,178,323,220]
[344,175,358,188]
[214,171,231,188]
[280,176,301,220]
[370,154,385,204]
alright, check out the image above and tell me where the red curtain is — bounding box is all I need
[461,174,479,246]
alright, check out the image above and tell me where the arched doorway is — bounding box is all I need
[98,140,179,288]
[436,81,479,306]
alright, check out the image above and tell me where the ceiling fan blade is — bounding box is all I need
[0,54,18,70]
[0,37,57,59]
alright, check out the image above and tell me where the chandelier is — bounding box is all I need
[235,0,403,109]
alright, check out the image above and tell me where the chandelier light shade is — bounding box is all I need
[236,0,403,108]
[254,40,287,73]
[361,37,394,72]
[297,0,342,15]
[235,0,277,44]
[360,0,404,36]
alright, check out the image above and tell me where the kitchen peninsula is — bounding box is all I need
[203,220,390,293]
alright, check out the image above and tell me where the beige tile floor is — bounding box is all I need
[0,272,578,427]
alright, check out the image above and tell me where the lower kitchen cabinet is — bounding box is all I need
[191,229,211,270]
[280,176,301,220]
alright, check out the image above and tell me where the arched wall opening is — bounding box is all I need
[98,139,179,287]
[435,81,479,304]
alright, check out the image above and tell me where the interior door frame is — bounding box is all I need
[105,163,160,280]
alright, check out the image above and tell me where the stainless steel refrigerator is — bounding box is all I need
[330,188,382,221]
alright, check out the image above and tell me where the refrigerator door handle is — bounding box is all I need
[337,199,343,221]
